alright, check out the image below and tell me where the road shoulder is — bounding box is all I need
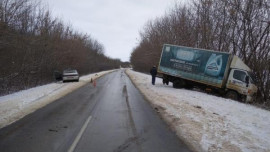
[126,69,270,152]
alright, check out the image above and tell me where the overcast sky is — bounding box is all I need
[44,0,186,62]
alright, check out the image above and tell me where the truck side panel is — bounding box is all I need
[158,44,231,88]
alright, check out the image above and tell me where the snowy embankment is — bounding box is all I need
[126,69,270,152]
[0,70,115,128]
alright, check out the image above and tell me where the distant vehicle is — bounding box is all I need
[158,44,258,102]
[62,69,79,82]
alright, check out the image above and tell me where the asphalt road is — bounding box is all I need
[0,70,190,152]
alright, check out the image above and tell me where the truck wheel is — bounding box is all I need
[185,85,193,89]
[178,79,186,88]
[163,78,169,85]
[173,81,179,88]
[226,91,238,101]
[173,80,185,88]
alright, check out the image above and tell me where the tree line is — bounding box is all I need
[0,0,127,95]
[130,0,270,105]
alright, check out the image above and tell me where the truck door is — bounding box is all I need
[227,69,249,97]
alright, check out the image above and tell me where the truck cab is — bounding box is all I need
[226,56,258,102]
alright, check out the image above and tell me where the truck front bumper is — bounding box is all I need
[246,93,257,103]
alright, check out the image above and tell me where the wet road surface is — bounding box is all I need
[0,70,190,152]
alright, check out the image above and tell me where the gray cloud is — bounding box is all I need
[44,0,185,61]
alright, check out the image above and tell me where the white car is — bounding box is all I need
[62,69,79,82]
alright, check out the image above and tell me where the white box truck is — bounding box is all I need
[158,44,258,102]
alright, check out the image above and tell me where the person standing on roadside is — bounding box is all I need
[150,66,157,85]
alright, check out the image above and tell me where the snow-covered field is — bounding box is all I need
[126,69,270,152]
[0,70,115,128]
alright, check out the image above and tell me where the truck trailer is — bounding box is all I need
[158,44,258,102]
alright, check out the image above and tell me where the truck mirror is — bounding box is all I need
[245,76,249,87]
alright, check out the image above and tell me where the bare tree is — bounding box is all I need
[0,0,124,95]
[130,0,270,106]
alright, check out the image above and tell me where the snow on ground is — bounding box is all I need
[126,69,270,152]
[0,70,115,128]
